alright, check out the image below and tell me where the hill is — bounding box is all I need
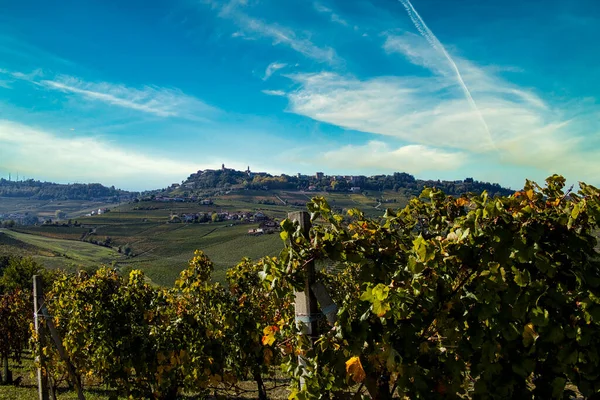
[0,178,134,201]
[160,166,513,200]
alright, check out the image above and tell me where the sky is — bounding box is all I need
[0,0,599,191]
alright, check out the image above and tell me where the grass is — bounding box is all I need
[5,220,283,286]
[113,222,283,285]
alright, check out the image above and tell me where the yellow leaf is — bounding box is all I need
[345,356,366,383]
[262,325,278,346]
[456,198,469,207]
[522,323,539,347]
[525,189,534,201]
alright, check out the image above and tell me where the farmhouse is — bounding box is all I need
[254,212,267,221]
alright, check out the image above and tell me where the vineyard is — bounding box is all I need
[1,175,600,399]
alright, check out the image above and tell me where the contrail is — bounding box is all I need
[398,0,495,149]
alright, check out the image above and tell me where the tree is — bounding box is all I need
[55,210,67,220]
[0,256,44,292]
[1,220,15,228]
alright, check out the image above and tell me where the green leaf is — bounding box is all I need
[512,267,530,287]
[372,301,391,317]
[571,203,580,220]
[359,287,373,302]
[372,284,389,301]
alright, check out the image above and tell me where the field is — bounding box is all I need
[0,189,411,285]
[0,228,124,271]
[0,197,118,220]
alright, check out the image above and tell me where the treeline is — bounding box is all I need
[0,179,132,201]
[178,169,513,197]
[2,176,600,399]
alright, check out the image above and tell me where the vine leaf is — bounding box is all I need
[345,356,366,383]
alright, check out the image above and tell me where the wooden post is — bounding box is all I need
[33,275,49,400]
[290,211,319,336]
[41,306,85,400]
[311,282,338,326]
[289,211,319,390]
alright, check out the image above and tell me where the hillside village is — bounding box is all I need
[152,164,513,200]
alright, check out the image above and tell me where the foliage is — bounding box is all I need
[0,256,52,384]
[0,288,29,364]
[0,256,45,292]
[225,257,294,398]
[42,251,251,399]
[262,175,600,399]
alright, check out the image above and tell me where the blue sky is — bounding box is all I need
[0,0,598,191]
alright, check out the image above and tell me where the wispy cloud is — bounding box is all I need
[314,2,349,26]
[206,0,341,65]
[0,120,203,190]
[262,89,286,96]
[0,68,45,82]
[263,62,287,80]
[0,69,218,119]
[40,76,218,118]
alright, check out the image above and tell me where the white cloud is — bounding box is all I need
[321,141,464,173]
[0,120,204,190]
[39,75,218,119]
[263,62,287,80]
[0,68,45,82]
[210,1,341,64]
[275,33,600,180]
[0,68,217,119]
[241,17,339,64]
[314,2,349,26]
[262,89,286,96]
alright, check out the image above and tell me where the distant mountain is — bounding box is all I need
[0,179,133,201]
[162,167,514,198]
